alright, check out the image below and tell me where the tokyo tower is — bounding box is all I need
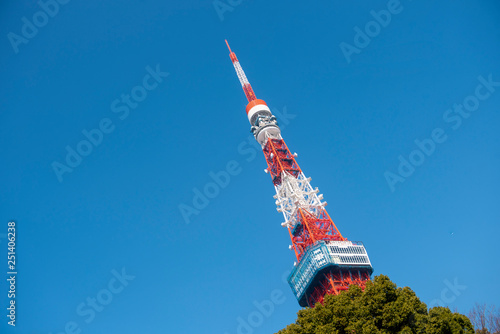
[225,40,374,307]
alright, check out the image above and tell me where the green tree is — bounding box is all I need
[277,275,474,334]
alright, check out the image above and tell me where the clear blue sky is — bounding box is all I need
[1,0,499,333]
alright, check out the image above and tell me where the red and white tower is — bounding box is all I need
[226,40,374,307]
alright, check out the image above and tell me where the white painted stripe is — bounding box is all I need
[233,61,250,86]
[247,103,271,123]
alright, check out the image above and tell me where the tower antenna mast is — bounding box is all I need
[225,40,374,307]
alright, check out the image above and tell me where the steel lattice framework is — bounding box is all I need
[226,40,374,307]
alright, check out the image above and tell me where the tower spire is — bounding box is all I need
[225,40,257,102]
[225,40,374,308]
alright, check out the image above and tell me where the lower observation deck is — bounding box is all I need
[288,240,374,307]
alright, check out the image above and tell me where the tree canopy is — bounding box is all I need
[277,275,474,334]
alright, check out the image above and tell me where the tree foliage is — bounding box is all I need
[276,275,474,334]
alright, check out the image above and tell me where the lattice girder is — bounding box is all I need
[290,208,344,260]
[263,138,301,185]
[274,172,324,228]
[305,269,372,307]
